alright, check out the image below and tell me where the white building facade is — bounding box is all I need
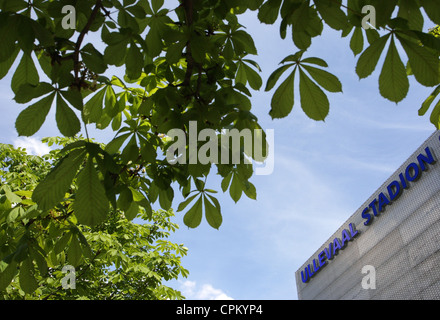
[295,130,440,299]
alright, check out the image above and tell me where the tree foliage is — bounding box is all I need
[0,139,189,299]
[1,0,439,229]
[0,1,439,294]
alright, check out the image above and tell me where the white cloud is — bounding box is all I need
[179,280,233,300]
[13,137,51,156]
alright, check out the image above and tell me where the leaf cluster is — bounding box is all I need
[0,0,439,233]
[0,141,188,299]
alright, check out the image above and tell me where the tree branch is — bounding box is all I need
[182,0,194,87]
[73,0,103,86]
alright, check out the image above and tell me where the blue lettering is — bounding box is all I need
[301,267,309,283]
[417,147,436,171]
[369,198,378,216]
[387,180,402,201]
[333,238,342,256]
[405,162,420,182]
[377,192,390,212]
[399,172,408,189]
[349,223,359,238]
[362,207,372,226]
[307,264,315,277]
[341,229,351,248]
[305,144,437,285]
[324,243,333,260]
[318,250,327,268]
[313,259,320,273]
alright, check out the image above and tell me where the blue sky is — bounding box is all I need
[0,4,437,300]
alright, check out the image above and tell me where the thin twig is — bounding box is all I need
[182,0,194,87]
[73,0,103,85]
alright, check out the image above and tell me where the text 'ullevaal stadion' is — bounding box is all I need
[301,146,436,283]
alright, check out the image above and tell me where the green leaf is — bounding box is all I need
[121,134,139,163]
[126,4,146,18]
[370,0,398,28]
[183,195,203,228]
[223,39,234,60]
[126,41,144,80]
[397,0,423,31]
[301,65,342,93]
[151,0,164,12]
[242,180,257,200]
[14,82,54,104]
[118,8,139,32]
[15,92,55,136]
[356,34,390,79]
[2,0,28,12]
[429,99,440,128]
[105,133,131,154]
[314,0,349,31]
[83,87,106,123]
[397,35,440,87]
[0,46,19,80]
[190,34,208,63]
[11,53,39,93]
[54,232,72,255]
[56,93,81,137]
[104,40,128,66]
[81,43,107,74]
[4,189,22,204]
[350,27,364,56]
[127,187,143,204]
[229,173,242,203]
[231,30,257,55]
[242,63,262,90]
[378,36,409,103]
[236,62,247,85]
[125,201,139,221]
[61,88,84,111]
[0,20,17,63]
[73,156,109,227]
[291,0,311,33]
[204,194,222,229]
[7,207,23,223]
[117,186,133,212]
[112,112,122,131]
[177,193,199,212]
[19,257,38,294]
[300,57,328,67]
[269,68,295,119]
[280,51,305,64]
[0,261,18,291]
[419,85,440,116]
[158,187,173,211]
[67,235,83,267]
[32,148,87,211]
[292,30,312,50]
[166,41,185,65]
[420,0,440,25]
[104,85,118,117]
[29,244,48,276]
[0,194,11,211]
[265,63,294,91]
[365,29,380,45]
[257,0,282,24]
[299,68,329,121]
[221,172,232,192]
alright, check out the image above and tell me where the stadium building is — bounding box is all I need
[295,130,440,299]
